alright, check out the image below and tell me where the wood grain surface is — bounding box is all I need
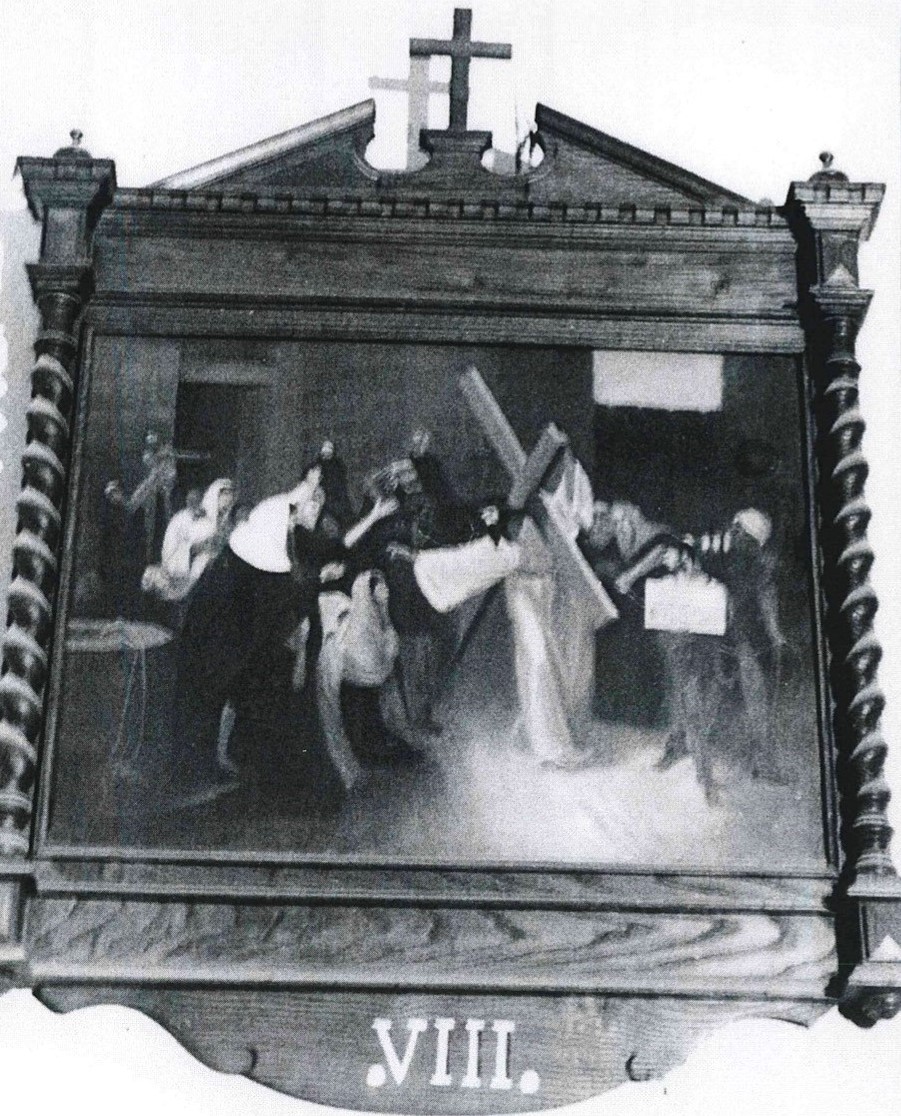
[26,896,836,998]
[33,858,835,911]
[92,227,797,317]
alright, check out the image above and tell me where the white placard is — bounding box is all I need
[593,351,724,412]
[644,572,728,636]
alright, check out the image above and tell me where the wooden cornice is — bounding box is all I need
[108,186,788,233]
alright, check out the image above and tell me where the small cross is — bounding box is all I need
[369,57,450,168]
[410,8,512,133]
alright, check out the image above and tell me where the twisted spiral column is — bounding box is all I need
[812,294,896,881]
[0,267,88,856]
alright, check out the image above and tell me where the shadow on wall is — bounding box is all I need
[0,205,41,615]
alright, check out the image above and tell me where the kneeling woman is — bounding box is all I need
[169,465,395,807]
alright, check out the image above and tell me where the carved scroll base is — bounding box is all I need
[36,985,826,1113]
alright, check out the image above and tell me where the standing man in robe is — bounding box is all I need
[502,448,599,768]
[606,502,787,799]
[681,509,787,784]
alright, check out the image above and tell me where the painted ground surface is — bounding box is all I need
[49,593,823,869]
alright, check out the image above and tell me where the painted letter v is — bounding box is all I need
[372,1018,429,1085]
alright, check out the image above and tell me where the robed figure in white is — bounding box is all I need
[411,448,603,768]
[503,452,598,766]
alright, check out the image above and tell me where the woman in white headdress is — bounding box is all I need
[142,487,207,602]
[142,479,236,604]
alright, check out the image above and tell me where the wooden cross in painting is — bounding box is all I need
[410,8,512,133]
[459,367,617,631]
[369,59,450,169]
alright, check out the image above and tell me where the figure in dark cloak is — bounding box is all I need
[370,498,517,736]
[407,428,482,548]
[357,437,457,733]
[168,464,397,807]
[409,428,455,509]
[316,439,354,533]
[96,480,146,619]
[671,508,787,783]
[354,430,513,738]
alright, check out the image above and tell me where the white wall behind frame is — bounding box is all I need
[0,2,899,1115]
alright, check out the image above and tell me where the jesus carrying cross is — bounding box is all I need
[411,368,618,767]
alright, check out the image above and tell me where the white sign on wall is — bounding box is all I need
[593,351,724,412]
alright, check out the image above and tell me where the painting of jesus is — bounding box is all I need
[42,339,824,870]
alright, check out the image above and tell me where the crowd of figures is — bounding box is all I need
[91,426,791,813]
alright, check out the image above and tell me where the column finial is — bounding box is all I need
[810,150,849,183]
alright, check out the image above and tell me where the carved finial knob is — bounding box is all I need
[809,150,849,184]
[54,128,92,161]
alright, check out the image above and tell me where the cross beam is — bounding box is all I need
[507,424,569,511]
[459,367,618,630]
[410,8,512,132]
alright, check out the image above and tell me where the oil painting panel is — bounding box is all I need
[43,337,825,868]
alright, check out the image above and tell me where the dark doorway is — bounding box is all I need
[173,383,266,508]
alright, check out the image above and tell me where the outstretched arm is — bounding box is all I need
[615,540,685,596]
[343,496,399,550]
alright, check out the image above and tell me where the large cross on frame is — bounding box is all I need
[410,8,512,133]
[460,367,618,631]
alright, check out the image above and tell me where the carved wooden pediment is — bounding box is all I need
[527,103,750,206]
[153,100,379,193]
[152,97,749,207]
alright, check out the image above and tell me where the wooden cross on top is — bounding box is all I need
[410,8,512,133]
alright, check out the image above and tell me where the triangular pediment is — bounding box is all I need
[151,101,377,192]
[151,99,750,207]
[528,104,750,206]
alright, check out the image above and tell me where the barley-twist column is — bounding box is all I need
[788,156,892,885]
[814,293,893,877]
[0,133,115,857]
[787,156,901,1026]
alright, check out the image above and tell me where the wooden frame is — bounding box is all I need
[2,65,901,1111]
